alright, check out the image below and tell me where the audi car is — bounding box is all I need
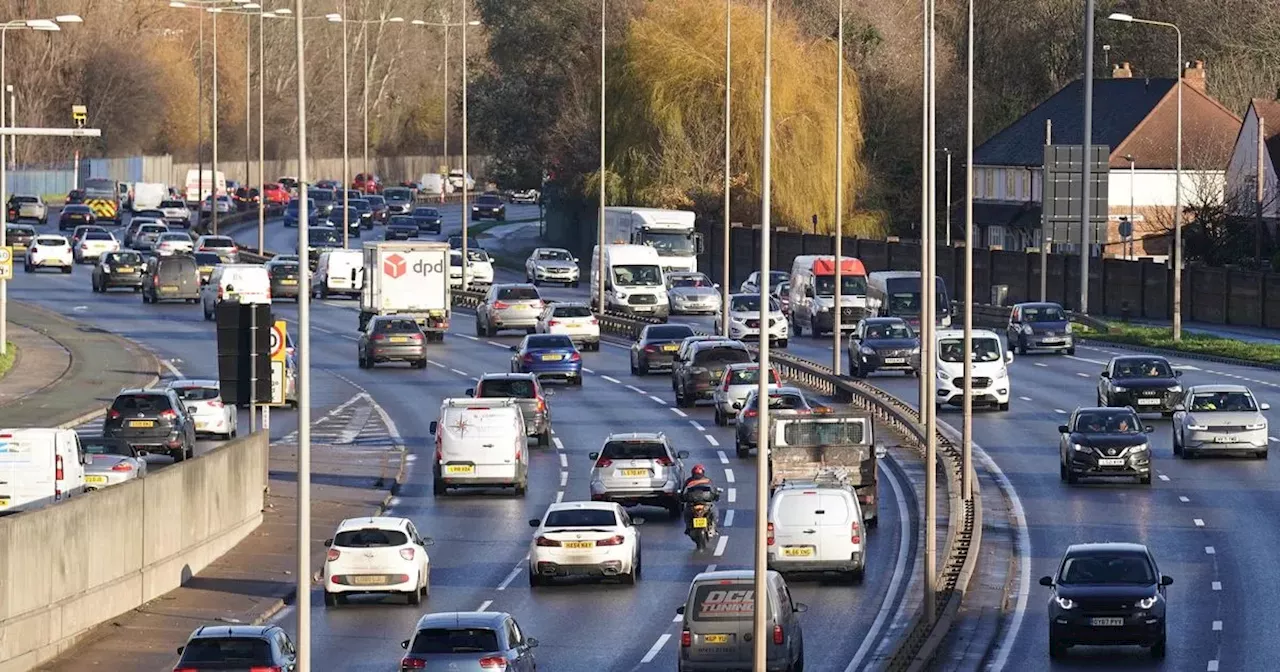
[629,323,697,375]
[1097,355,1182,415]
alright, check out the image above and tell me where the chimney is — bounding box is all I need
[1112,62,1133,79]
[1183,60,1207,93]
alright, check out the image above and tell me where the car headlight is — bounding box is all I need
[1021,324,1033,335]
[1065,323,1073,334]
[614,290,627,300]
[1170,385,1183,393]
[936,370,951,381]
[1072,443,1091,453]
[1246,421,1267,431]
[1054,596,1076,610]
[1113,386,1128,393]
[996,367,1008,379]
[859,346,876,356]
[1136,596,1158,609]
[818,305,830,312]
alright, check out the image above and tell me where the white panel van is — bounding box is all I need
[429,399,528,497]
[0,428,87,513]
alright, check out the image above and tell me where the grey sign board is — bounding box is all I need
[1042,144,1110,246]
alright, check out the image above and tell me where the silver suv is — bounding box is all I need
[712,362,781,427]
[476,283,545,336]
[588,433,689,519]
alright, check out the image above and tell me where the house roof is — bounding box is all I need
[975,77,1241,170]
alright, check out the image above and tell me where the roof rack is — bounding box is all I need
[777,467,857,490]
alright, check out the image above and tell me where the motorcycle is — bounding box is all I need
[685,488,723,551]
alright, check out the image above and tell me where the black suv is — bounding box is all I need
[673,341,752,408]
[630,323,697,375]
[1097,355,1183,416]
[104,388,196,462]
[1041,542,1171,659]
[1057,407,1154,485]
[175,624,298,671]
[848,316,921,377]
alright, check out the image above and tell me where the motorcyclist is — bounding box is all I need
[682,465,718,534]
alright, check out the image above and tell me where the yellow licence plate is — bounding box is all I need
[563,541,594,549]
[389,336,409,343]
[349,575,388,586]
[159,286,176,292]
[620,468,650,477]
[445,464,474,474]
[86,475,108,484]
[704,634,729,644]
[783,546,815,557]
[0,498,8,507]
[663,344,678,351]
[128,420,155,428]
[542,354,563,361]
[117,266,134,272]
[692,517,708,529]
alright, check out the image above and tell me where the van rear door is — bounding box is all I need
[439,407,521,481]
[685,580,764,666]
[773,490,821,560]
[0,431,53,511]
[813,492,857,562]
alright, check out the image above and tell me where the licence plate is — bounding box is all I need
[563,541,594,549]
[118,266,134,272]
[663,344,678,351]
[704,634,729,644]
[692,517,708,529]
[1090,617,1124,627]
[1098,458,1125,467]
[445,464,474,474]
[198,266,212,273]
[883,357,905,364]
[1214,436,1236,443]
[349,575,388,586]
[783,546,815,557]
[542,354,563,361]
[159,286,176,292]
[634,306,653,312]
[0,498,8,507]
[389,336,409,343]
[86,475,108,484]
[128,420,155,428]
[1137,398,1162,405]
[620,468,650,477]
[282,279,298,285]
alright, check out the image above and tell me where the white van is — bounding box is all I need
[767,481,866,581]
[420,173,446,198]
[313,249,365,299]
[788,255,871,337]
[201,263,272,320]
[589,244,670,319]
[0,428,87,513]
[184,169,226,204]
[429,398,528,497]
[935,328,1012,411]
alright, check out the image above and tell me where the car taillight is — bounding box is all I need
[589,317,598,325]
[535,536,561,547]
[207,400,224,408]
[722,377,732,391]
[248,667,281,672]
[597,535,625,546]
[400,548,415,561]
[522,354,535,362]
[745,409,758,418]
[772,624,784,645]
[493,301,510,309]
[478,657,508,669]
[55,455,64,481]
[596,458,613,468]
[655,456,673,466]
[548,320,560,326]
[410,333,424,342]
[326,549,341,561]
[767,522,775,545]
[644,345,657,352]
[681,630,692,647]
[108,409,122,419]
[111,462,134,472]
[372,334,386,341]
[536,397,546,412]
[399,658,427,670]
[160,409,178,421]
[569,352,581,361]
[851,521,861,545]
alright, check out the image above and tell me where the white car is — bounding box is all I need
[511,188,540,204]
[166,379,238,439]
[154,232,195,256]
[194,235,240,263]
[159,199,192,228]
[448,249,464,289]
[24,235,73,273]
[201,194,235,214]
[666,271,722,315]
[934,328,1011,411]
[465,248,495,288]
[525,247,580,287]
[715,293,789,348]
[536,302,600,351]
[74,231,120,263]
[323,516,433,607]
[82,436,148,490]
[527,501,642,586]
[1172,384,1270,459]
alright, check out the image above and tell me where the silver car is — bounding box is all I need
[476,283,545,336]
[8,194,47,224]
[524,247,580,287]
[159,199,192,228]
[398,611,538,671]
[1172,384,1270,459]
[712,362,782,427]
[734,387,818,457]
[588,432,689,518]
[667,272,722,315]
[81,436,148,490]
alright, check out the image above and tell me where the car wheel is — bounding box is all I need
[171,448,185,463]
[514,480,527,497]
[572,281,580,288]
[1066,346,1076,355]
[406,586,421,606]
[1172,430,1183,456]
[1140,473,1152,485]
[1065,468,1078,485]
[61,265,71,274]
[792,319,802,337]
[638,361,649,376]
[1258,450,1269,459]
[848,567,865,584]
[529,570,545,588]
[715,409,727,427]
[667,501,682,519]
[1059,460,1067,482]
[433,477,446,497]
[1150,635,1166,659]
[538,429,551,447]
[778,339,788,349]
[1048,639,1067,659]
[998,402,1010,411]
[323,591,339,608]
[622,555,639,585]
[736,441,749,458]
[1096,391,1104,406]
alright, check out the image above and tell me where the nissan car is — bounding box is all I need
[1041,542,1170,659]
[1058,406,1153,485]
[715,293,788,348]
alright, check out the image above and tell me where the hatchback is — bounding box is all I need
[92,251,146,293]
[410,206,443,233]
[323,516,433,606]
[73,230,120,264]
[6,224,35,258]
[476,284,545,335]
[471,194,506,220]
[265,259,302,300]
[629,323,697,375]
[735,387,818,457]
[167,379,238,439]
[676,569,806,672]
[509,334,582,384]
[588,432,688,518]
[103,389,196,462]
[399,612,538,671]
[24,235,73,273]
[173,625,297,672]
[385,215,419,240]
[359,316,428,369]
[58,204,95,230]
[81,436,148,490]
[70,224,110,250]
[468,373,553,446]
[535,302,600,351]
[1007,301,1075,355]
[195,235,240,263]
[132,222,169,250]
[673,340,753,408]
[712,363,782,426]
[154,232,194,256]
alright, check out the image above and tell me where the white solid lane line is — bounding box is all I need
[641,634,672,664]
[705,435,720,447]
[496,566,522,591]
[602,375,621,384]
[582,367,594,373]
[713,534,728,557]
[459,334,479,341]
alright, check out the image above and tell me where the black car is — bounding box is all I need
[92,251,146,293]
[385,216,419,241]
[365,194,389,224]
[471,194,506,221]
[673,341,753,407]
[348,198,375,228]
[103,388,197,462]
[266,259,302,301]
[301,226,342,257]
[193,251,222,285]
[1041,542,1171,659]
[6,224,35,258]
[1006,301,1075,355]
[58,204,96,230]
[410,206,443,234]
[1097,355,1182,415]
[175,624,298,671]
[1058,407,1153,484]
[630,323,697,375]
[847,316,920,377]
[326,206,363,237]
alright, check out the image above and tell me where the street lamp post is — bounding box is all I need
[833,0,844,375]
[462,8,471,289]
[721,0,731,338]
[753,0,774,666]
[212,6,220,234]
[1079,0,1095,313]
[1126,153,1136,259]
[1108,12,1182,340]
[290,0,311,667]
[962,0,975,501]
[334,10,349,248]
[596,0,606,315]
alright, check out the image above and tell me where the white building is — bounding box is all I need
[1224,98,1280,228]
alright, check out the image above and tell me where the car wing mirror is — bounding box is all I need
[323,538,333,547]
[793,602,808,613]
[732,402,743,410]
[1144,425,1155,433]
[677,450,690,459]
[588,451,600,460]
[421,537,435,546]
[675,605,686,615]
[1100,371,1110,378]
[631,517,645,525]
[1039,576,1054,587]
[1174,370,1183,377]
[136,449,149,457]
[528,518,541,528]
[400,640,410,650]
[1058,425,1069,433]
[1005,351,1014,364]
[428,421,438,435]
[1262,402,1272,411]
[544,389,555,397]
[465,388,476,397]
[526,637,540,649]
[1161,575,1174,586]
[510,345,519,352]
[176,646,185,655]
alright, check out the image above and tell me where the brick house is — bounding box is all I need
[964,60,1241,259]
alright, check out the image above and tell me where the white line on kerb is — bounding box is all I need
[478,599,492,612]
[705,435,720,447]
[671,408,688,417]
[559,471,568,487]
[1194,518,1205,527]
[724,510,735,527]
[559,453,568,468]
[978,433,1032,672]
[723,468,735,483]
[717,450,729,464]
[602,375,621,384]
[641,634,671,664]
[713,534,728,557]
[496,566,522,591]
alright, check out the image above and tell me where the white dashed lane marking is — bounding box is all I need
[1158,474,1170,481]
[451,368,468,376]
[1212,581,1222,591]
[558,453,567,468]
[641,634,671,664]
[429,360,446,368]
[1194,518,1205,527]
[1019,396,1033,402]
[553,437,565,451]
[724,510,735,527]
[649,395,667,405]
[727,487,737,503]
[724,469,735,483]
[1179,496,1191,503]
[705,435,720,447]
[559,472,568,487]
[602,375,621,384]
[478,599,492,612]
[1054,409,1068,414]
[1075,372,1089,378]
[1212,620,1222,631]
[1034,362,1048,368]
[1208,661,1220,672]
[690,421,706,431]
[486,340,505,348]
[717,450,729,464]
[1205,546,1216,555]
[713,534,729,556]
[626,384,645,394]
[496,566,522,591]
[671,408,688,417]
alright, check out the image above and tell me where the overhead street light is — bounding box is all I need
[410,18,482,179]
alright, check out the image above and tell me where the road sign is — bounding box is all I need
[270,361,286,406]
[1042,144,1111,246]
[270,320,286,362]
[0,247,11,280]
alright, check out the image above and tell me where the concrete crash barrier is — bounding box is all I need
[0,432,268,672]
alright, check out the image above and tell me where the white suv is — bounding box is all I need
[166,379,238,440]
[716,293,789,348]
[322,516,433,607]
[767,481,866,582]
[24,235,74,273]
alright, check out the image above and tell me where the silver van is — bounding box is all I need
[676,569,806,672]
[767,481,866,581]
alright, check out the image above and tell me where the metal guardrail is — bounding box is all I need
[959,301,1114,334]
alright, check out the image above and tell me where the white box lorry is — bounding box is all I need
[603,206,703,274]
[359,241,451,340]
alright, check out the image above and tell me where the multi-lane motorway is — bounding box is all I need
[15,203,1280,669]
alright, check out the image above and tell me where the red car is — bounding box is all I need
[261,183,290,206]
[352,172,382,194]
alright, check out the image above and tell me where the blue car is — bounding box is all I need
[510,334,582,385]
[283,200,320,228]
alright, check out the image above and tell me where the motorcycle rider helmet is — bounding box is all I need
[691,464,706,478]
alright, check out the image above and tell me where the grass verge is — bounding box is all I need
[469,216,541,238]
[1077,323,1280,365]
[0,342,16,380]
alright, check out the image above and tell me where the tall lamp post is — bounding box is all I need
[1108,12,1182,340]
[596,0,607,315]
[832,0,844,375]
[289,0,311,666]
[753,0,775,665]
[410,17,480,180]
[0,14,80,358]
[721,0,731,337]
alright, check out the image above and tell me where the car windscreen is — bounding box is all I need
[748,392,807,410]
[525,335,573,350]
[478,378,537,398]
[270,263,301,276]
[1114,358,1173,378]
[349,200,371,211]
[106,252,143,265]
[1059,552,1155,585]
[601,440,667,460]
[412,208,440,218]
[389,217,417,227]
[612,264,662,286]
[865,322,913,339]
[384,188,412,200]
[553,306,593,318]
[450,252,463,267]
[172,386,220,401]
[690,583,758,621]
[179,638,273,664]
[646,325,696,341]
[727,367,780,386]
[34,237,66,246]
[409,628,500,655]
[496,287,540,301]
[81,439,132,456]
[467,249,490,262]
[544,509,618,527]
[1190,391,1258,412]
[110,395,172,414]
[537,249,572,261]
[731,295,779,312]
[309,229,341,245]
[1023,305,1067,322]
[159,233,188,241]
[84,232,114,241]
[937,337,1001,363]
[669,274,712,288]
[194,252,222,265]
[693,348,751,367]
[476,196,502,205]
[7,226,34,236]
[333,528,409,548]
[139,225,167,234]
[13,196,37,203]
[1072,410,1142,433]
[374,319,421,333]
[814,274,867,296]
[202,237,234,248]
[161,200,186,208]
